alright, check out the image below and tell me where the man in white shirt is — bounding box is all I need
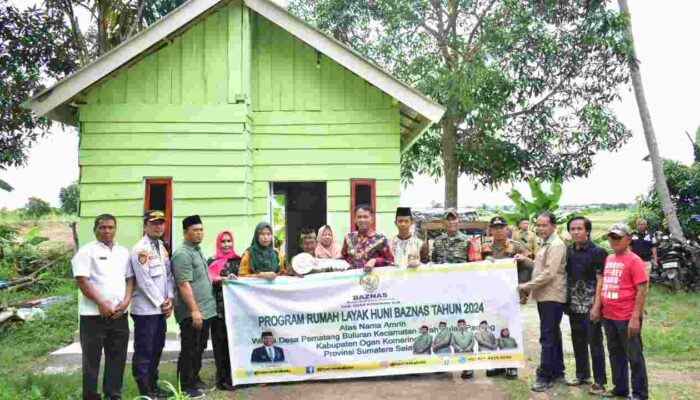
[72,214,134,400]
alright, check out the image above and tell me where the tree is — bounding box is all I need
[0,3,79,171]
[617,0,685,242]
[503,178,564,226]
[59,181,79,214]
[23,197,51,221]
[630,160,700,236]
[1,1,185,172]
[291,0,633,207]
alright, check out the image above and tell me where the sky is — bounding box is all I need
[1,1,698,210]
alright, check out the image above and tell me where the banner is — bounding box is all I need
[223,260,524,385]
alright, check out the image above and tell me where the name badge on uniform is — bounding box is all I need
[147,254,164,277]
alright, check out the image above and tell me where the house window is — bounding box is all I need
[350,179,376,231]
[144,178,172,248]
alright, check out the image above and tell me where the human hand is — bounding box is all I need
[161,299,173,317]
[628,316,641,338]
[261,272,277,281]
[98,301,115,318]
[191,310,203,330]
[590,307,601,322]
[111,300,128,319]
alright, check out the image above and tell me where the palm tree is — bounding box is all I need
[617,0,686,241]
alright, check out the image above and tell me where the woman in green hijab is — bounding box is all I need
[239,222,286,279]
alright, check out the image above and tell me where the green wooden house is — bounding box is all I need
[24,0,445,257]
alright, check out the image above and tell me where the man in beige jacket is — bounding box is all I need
[516,212,567,392]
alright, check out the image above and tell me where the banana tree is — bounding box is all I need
[503,178,564,226]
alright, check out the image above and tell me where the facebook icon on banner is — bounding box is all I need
[306,366,315,374]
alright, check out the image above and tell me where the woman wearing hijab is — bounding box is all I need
[206,231,240,391]
[315,225,342,259]
[239,222,286,279]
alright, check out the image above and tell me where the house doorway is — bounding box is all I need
[271,182,326,260]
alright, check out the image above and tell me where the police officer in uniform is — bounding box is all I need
[482,216,534,283]
[128,210,175,399]
[431,208,470,264]
[631,218,658,274]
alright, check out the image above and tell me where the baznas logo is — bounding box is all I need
[359,274,380,293]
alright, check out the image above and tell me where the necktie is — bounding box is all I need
[268,347,274,360]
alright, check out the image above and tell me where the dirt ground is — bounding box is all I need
[15,221,75,251]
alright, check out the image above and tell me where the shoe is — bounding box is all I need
[184,387,205,399]
[216,382,236,391]
[485,369,503,377]
[505,368,518,380]
[567,378,591,386]
[194,378,208,391]
[153,386,175,398]
[589,383,606,396]
[531,379,553,392]
[460,370,474,379]
[600,389,629,398]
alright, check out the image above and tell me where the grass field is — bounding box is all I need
[498,289,700,400]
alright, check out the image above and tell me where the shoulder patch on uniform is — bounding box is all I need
[137,251,148,265]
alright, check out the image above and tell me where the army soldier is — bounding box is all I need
[482,216,534,283]
[451,319,475,379]
[413,326,433,354]
[431,209,470,264]
[432,322,453,354]
[513,218,539,259]
[128,211,175,399]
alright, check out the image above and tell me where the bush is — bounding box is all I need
[58,182,79,215]
[629,159,700,235]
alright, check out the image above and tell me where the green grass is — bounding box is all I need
[587,209,631,240]
[499,288,700,400]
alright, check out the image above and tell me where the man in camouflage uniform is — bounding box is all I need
[431,209,470,264]
[482,216,534,284]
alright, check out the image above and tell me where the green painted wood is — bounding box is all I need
[278,24,295,111]
[303,42,321,111]
[269,23,285,111]
[205,9,228,105]
[171,37,182,104]
[252,134,397,149]
[181,22,205,105]
[256,17,273,111]
[345,69,366,110]
[80,183,143,201]
[81,166,248,183]
[79,104,248,122]
[126,53,157,104]
[82,122,245,134]
[252,148,399,165]
[81,199,143,217]
[241,4,252,104]
[157,44,172,104]
[252,110,399,125]
[252,122,397,135]
[174,198,251,216]
[79,149,249,166]
[81,182,250,202]
[253,164,399,181]
[228,0,242,103]
[81,133,248,150]
[329,58,345,111]
[101,73,127,104]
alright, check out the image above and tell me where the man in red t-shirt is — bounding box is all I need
[590,223,648,400]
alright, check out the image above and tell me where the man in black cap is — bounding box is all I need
[390,207,428,268]
[128,210,175,399]
[171,215,216,399]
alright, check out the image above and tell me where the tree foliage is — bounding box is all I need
[630,159,700,236]
[1,0,185,172]
[291,0,633,205]
[0,3,80,171]
[59,181,79,215]
[23,197,51,221]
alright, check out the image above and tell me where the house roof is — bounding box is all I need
[22,0,445,152]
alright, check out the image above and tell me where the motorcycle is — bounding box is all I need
[653,233,700,293]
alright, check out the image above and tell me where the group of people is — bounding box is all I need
[71,204,651,400]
